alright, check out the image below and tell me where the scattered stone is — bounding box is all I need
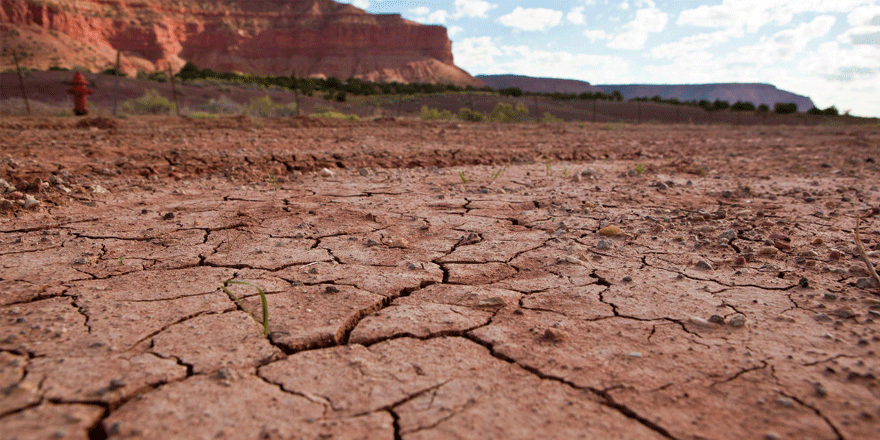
[775,397,796,408]
[823,293,837,301]
[733,255,747,266]
[598,225,621,237]
[694,260,714,271]
[813,382,827,398]
[799,277,810,288]
[92,185,109,194]
[324,286,340,294]
[0,178,12,193]
[849,265,870,277]
[708,315,725,324]
[0,199,13,212]
[814,313,832,322]
[765,431,781,440]
[719,229,737,241]
[621,276,632,283]
[596,240,613,250]
[163,212,175,220]
[358,168,370,176]
[319,168,335,177]
[727,314,747,327]
[856,278,879,289]
[773,240,792,251]
[7,191,24,200]
[22,196,40,210]
[758,246,778,256]
[829,249,842,261]
[830,307,857,319]
[541,328,569,343]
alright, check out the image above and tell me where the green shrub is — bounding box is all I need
[243,95,298,117]
[457,107,484,122]
[757,104,770,112]
[420,105,453,120]
[488,102,528,122]
[187,112,218,119]
[310,110,360,120]
[538,112,563,123]
[122,89,175,114]
[731,101,756,111]
[774,102,798,114]
[198,95,242,114]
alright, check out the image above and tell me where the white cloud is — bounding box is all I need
[453,36,630,82]
[408,6,449,24]
[448,26,464,37]
[350,0,370,9]
[735,15,836,63]
[454,0,497,19]
[677,0,871,33]
[584,30,610,42]
[650,29,741,59]
[499,7,563,31]
[567,6,585,25]
[607,7,668,50]
[620,2,629,11]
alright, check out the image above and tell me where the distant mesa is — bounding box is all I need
[476,74,603,95]
[478,75,815,111]
[0,0,483,87]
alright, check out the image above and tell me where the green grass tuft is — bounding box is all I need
[221,279,269,336]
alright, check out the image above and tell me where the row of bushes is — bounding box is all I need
[421,103,561,123]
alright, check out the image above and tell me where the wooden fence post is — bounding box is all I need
[12,51,31,116]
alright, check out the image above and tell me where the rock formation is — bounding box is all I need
[478,74,603,95]
[478,74,815,110]
[0,0,482,86]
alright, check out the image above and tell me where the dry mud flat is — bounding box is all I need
[1,117,879,440]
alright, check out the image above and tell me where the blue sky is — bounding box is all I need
[338,1,880,117]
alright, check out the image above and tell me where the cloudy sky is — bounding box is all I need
[339,0,880,117]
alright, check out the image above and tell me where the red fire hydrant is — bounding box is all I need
[67,72,93,116]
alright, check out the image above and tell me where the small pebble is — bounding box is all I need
[829,249,842,261]
[799,277,810,288]
[830,307,857,319]
[599,225,622,237]
[814,313,832,322]
[596,239,614,250]
[727,314,747,327]
[541,328,569,343]
[758,246,778,256]
[695,260,714,271]
[719,229,737,241]
[320,168,335,177]
[621,276,632,282]
[814,382,827,398]
[324,286,340,294]
[708,315,725,324]
[856,278,879,289]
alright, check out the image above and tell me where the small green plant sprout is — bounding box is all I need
[459,171,468,184]
[268,174,278,191]
[634,163,646,176]
[563,167,569,177]
[117,256,125,265]
[545,155,553,176]
[491,165,506,181]
[221,279,269,336]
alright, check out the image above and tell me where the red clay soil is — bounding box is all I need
[1,116,879,440]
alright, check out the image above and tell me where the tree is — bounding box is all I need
[757,104,770,112]
[774,102,798,114]
[611,90,623,101]
[731,101,756,111]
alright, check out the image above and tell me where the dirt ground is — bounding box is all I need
[1,116,879,440]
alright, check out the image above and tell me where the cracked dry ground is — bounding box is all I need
[1,118,880,440]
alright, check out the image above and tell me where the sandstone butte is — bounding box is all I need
[0,0,484,87]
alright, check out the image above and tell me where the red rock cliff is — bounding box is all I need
[0,0,483,86]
